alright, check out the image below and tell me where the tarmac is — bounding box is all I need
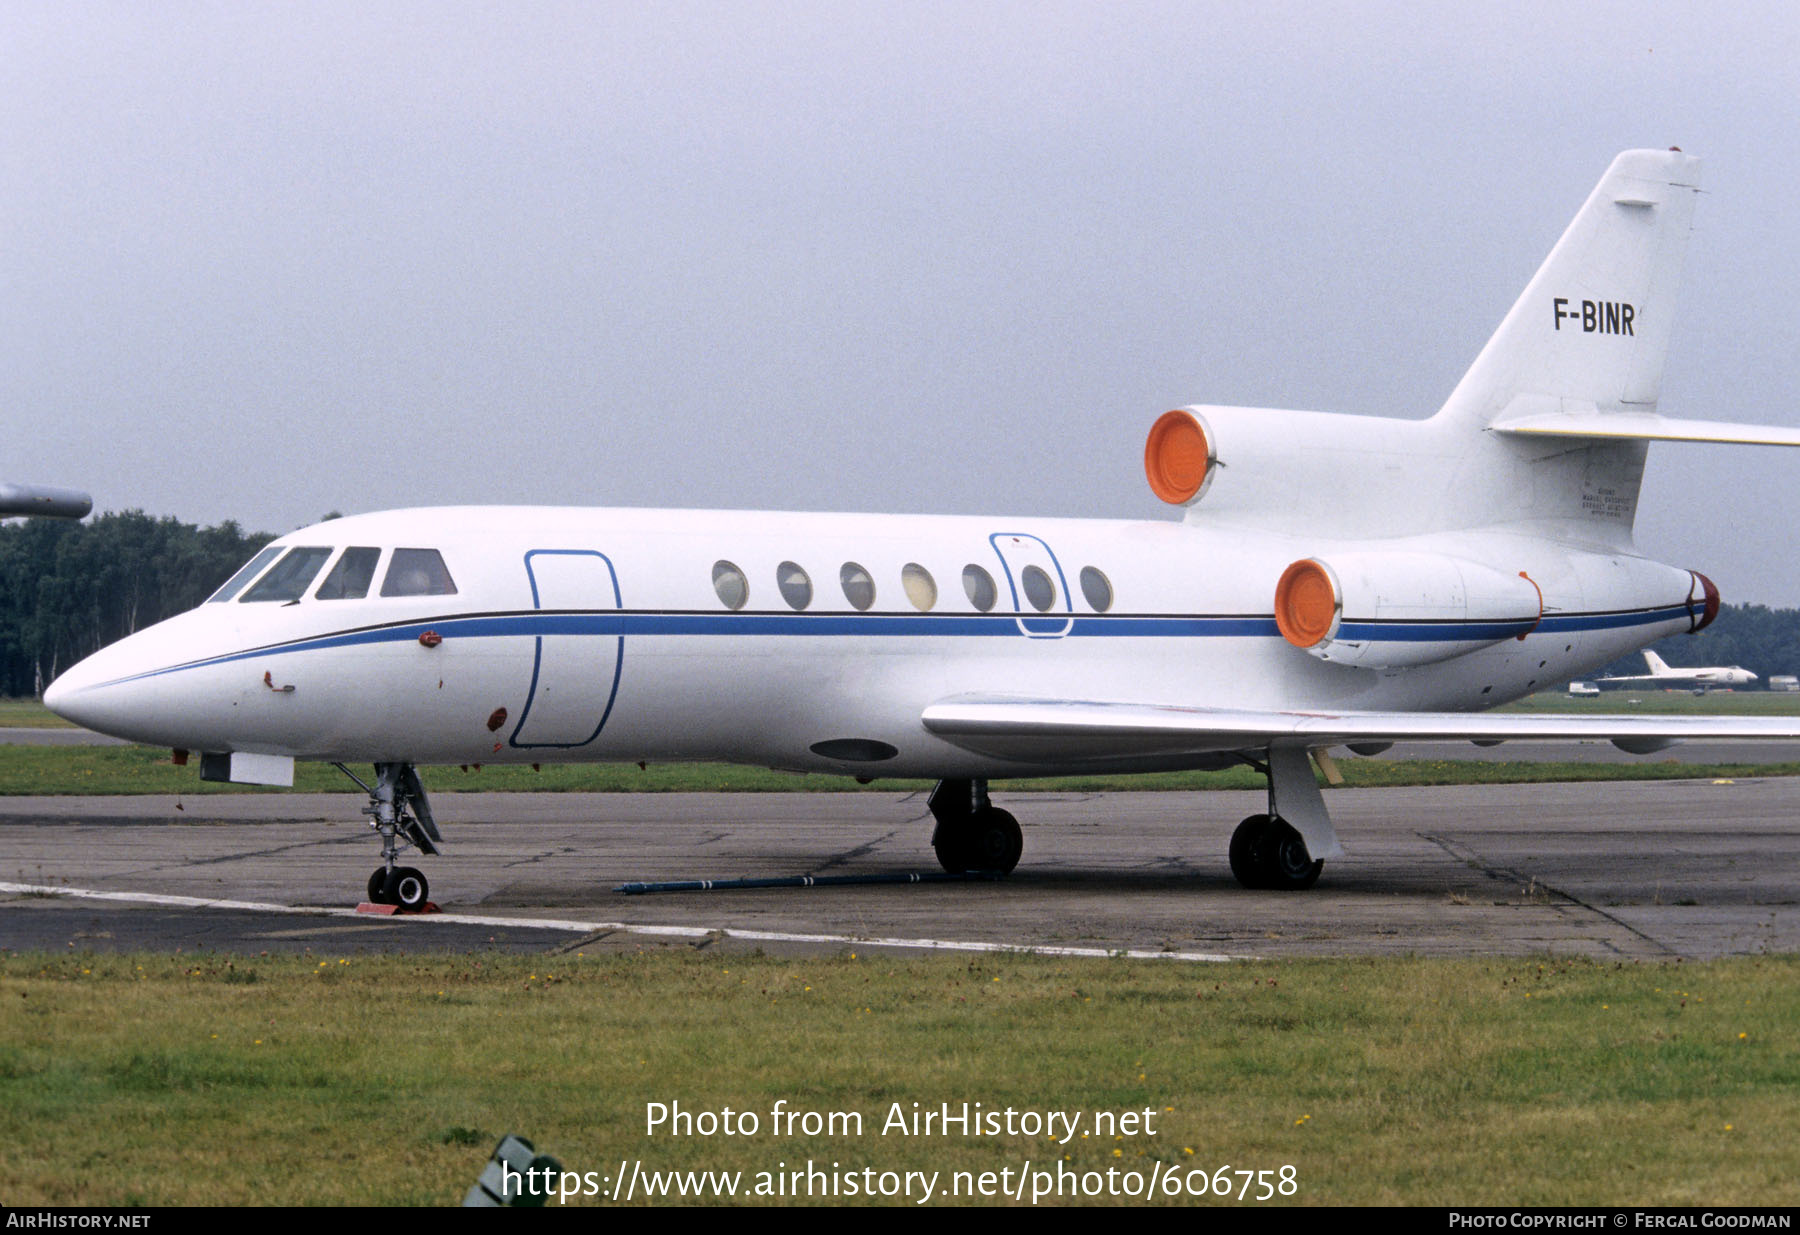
[3,777,1797,960]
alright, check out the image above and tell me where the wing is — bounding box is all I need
[920,694,1800,766]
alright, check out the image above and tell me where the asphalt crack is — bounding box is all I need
[1420,832,1683,958]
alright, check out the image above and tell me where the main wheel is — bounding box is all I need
[1263,819,1323,891]
[965,807,1023,874]
[933,831,968,874]
[392,866,430,910]
[367,866,394,905]
[933,807,1023,875]
[1229,814,1273,889]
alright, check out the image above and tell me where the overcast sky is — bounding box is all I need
[5,2,1798,602]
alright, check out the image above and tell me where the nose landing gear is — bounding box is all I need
[336,762,442,908]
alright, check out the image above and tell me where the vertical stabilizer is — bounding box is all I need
[1644,650,1672,675]
[1434,150,1700,430]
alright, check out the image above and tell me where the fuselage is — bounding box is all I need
[44,504,1712,778]
[1602,666,1756,688]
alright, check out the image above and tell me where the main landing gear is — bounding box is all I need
[1226,745,1342,891]
[335,762,443,908]
[924,750,1342,889]
[928,778,1023,875]
[1228,814,1322,890]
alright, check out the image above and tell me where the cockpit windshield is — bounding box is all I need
[381,548,458,597]
[207,544,455,606]
[240,547,334,602]
[315,547,382,600]
[207,546,284,603]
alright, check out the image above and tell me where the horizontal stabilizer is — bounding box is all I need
[922,695,1800,766]
[1491,409,1800,447]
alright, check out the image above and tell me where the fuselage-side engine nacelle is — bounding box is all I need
[1273,552,1543,669]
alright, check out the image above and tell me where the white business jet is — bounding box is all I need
[1597,650,1758,692]
[42,149,1800,909]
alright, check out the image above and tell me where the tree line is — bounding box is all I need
[2,510,1797,696]
[0,513,272,696]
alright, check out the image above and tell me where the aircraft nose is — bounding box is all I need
[40,629,188,744]
[40,604,277,751]
[40,674,71,718]
[42,655,132,736]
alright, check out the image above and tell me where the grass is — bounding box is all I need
[5,742,1800,796]
[0,697,72,728]
[1498,690,1800,716]
[1,951,1795,1206]
[7,690,1800,796]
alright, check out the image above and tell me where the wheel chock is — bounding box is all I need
[355,901,442,916]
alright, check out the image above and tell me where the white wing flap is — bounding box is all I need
[921,695,1800,764]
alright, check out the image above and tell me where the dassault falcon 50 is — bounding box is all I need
[44,149,1800,908]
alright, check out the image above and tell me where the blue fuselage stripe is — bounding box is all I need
[1335,619,1538,642]
[102,603,1694,686]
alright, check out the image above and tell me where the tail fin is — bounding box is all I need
[1644,650,1672,675]
[1434,149,1700,430]
[1166,151,1795,543]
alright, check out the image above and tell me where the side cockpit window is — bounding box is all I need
[315,547,383,600]
[239,547,334,603]
[381,548,458,597]
[207,546,284,603]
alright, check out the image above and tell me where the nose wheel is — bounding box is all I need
[366,865,431,909]
[337,761,443,909]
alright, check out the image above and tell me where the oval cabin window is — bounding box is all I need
[962,564,997,612]
[840,562,876,611]
[712,560,749,610]
[1020,564,1056,612]
[1079,566,1114,613]
[901,563,937,611]
[777,561,813,611]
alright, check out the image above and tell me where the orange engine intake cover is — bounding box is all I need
[1144,409,1213,505]
[1274,559,1340,648]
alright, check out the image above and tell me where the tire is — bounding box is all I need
[933,828,970,874]
[1262,820,1324,891]
[1229,814,1273,889]
[367,867,393,905]
[965,807,1023,874]
[392,866,429,910]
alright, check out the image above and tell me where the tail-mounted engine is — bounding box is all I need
[1686,570,1720,632]
[1274,553,1544,669]
[1144,409,1216,506]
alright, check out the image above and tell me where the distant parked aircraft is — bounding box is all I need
[1597,650,1757,692]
